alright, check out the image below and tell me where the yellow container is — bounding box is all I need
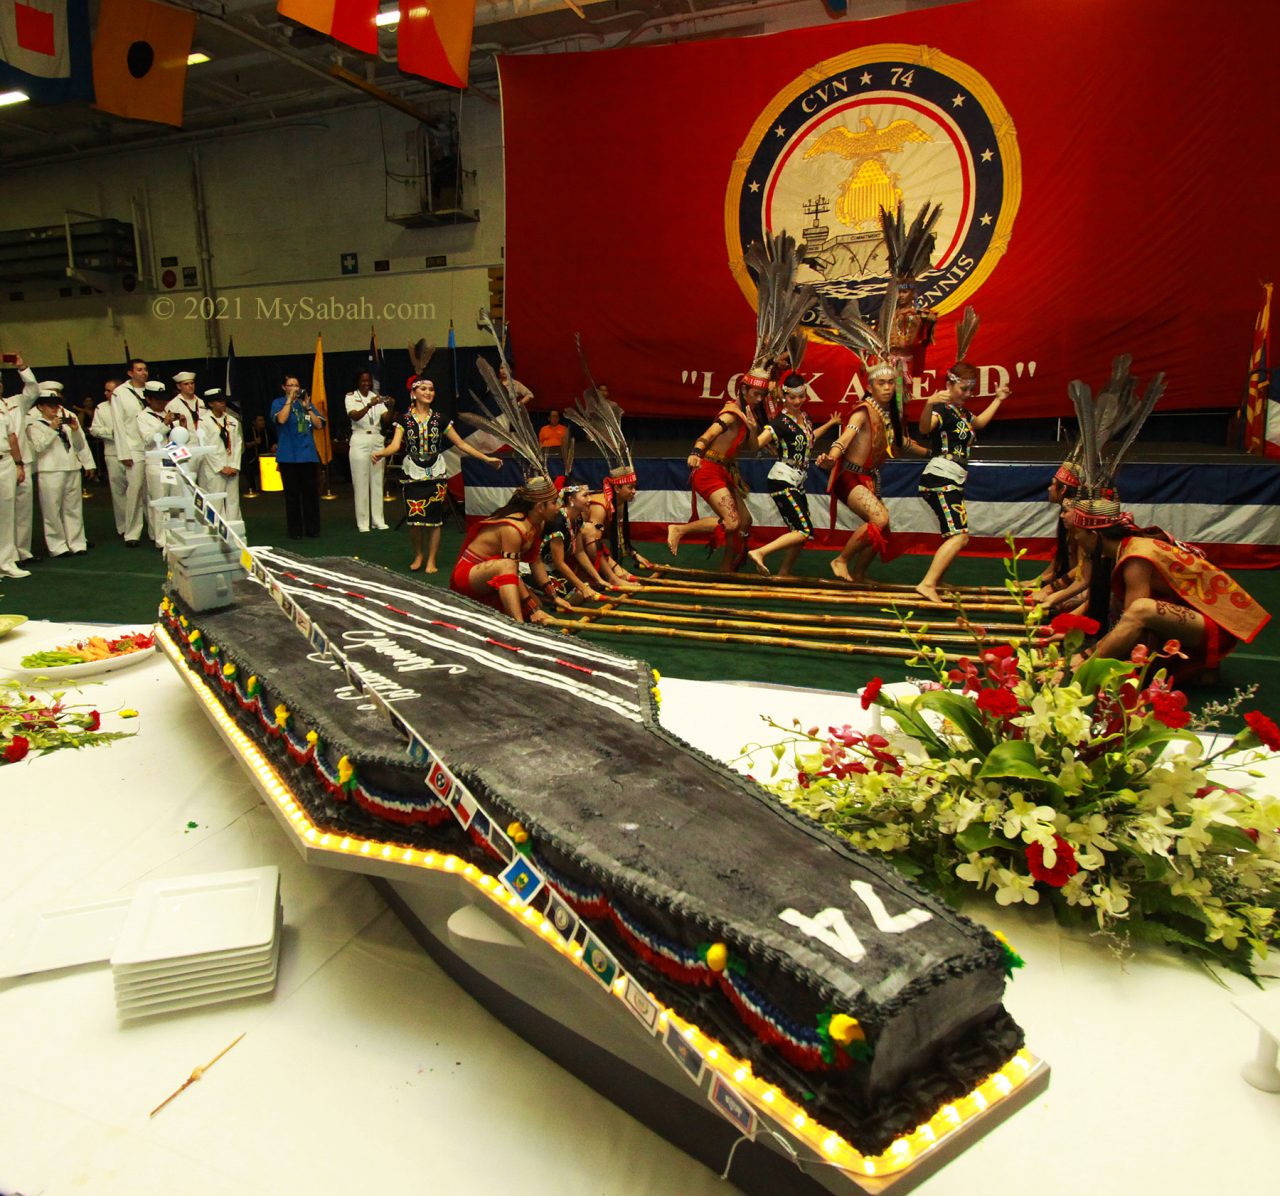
[258,454,283,492]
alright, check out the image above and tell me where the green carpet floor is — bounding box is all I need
[4,486,1277,706]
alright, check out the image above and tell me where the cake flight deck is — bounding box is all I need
[160,550,1046,1190]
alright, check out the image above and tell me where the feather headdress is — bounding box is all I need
[564,334,635,482]
[953,306,980,364]
[742,230,815,381]
[409,339,435,375]
[880,202,942,284]
[1065,356,1166,528]
[457,361,557,501]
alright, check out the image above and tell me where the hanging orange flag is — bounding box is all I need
[398,0,475,89]
[310,334,333,465]
[276,0,378,55]
[91,0,195,127]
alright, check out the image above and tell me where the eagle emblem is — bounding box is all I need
[803,117,933,228]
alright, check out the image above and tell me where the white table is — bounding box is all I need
[0,623,1275,1196]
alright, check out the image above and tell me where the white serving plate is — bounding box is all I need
[114,949,280,1004]
[111,899,281,976]
[117,968,280,1021]
[0,627,158,681]
[111,866,280,967]
[114,906,283,991]
[0,897,132,978]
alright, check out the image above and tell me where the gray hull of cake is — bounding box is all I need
[168,554,1023,1153]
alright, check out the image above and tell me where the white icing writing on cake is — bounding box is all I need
[779,880,932,964]
[306,651,422,704]
[339,629,468,676]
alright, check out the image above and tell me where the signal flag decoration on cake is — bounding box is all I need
[398,0,476,89]
[91,0,195,127]
[0,0,93,103]
[275,0,379,56]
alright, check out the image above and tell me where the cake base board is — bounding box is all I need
[162,622,1049,1193]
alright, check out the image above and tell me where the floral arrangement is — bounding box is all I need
[1,679,134,764]
[751,565,1280,979]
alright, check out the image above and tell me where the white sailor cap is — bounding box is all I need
[173,371,196,383]
[144,380,168,395]
[36,381,64,398]
[202,388,223,399]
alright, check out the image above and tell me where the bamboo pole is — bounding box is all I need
[647,561,1013,597]
[630,581,1024,614]
[636,575,1025,608]
[608,592,1029,634]
[548,618,959,661]
[561,605,987,644]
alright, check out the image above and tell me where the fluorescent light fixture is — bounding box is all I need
[187,52,210,65]
[0,91,29,107]
[375,8,400,27]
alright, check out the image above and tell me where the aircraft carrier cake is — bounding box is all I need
[160,548,1027,1158]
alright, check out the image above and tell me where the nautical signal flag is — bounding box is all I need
[276,0,378,56]
[398,0,475,89]
[0,0,93,103]
[91,0,195,127]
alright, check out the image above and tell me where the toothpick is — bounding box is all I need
[148,1032,246,1118]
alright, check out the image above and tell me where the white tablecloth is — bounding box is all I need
[0,623,1275,1195]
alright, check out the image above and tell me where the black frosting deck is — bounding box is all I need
[168,551,1023,1153]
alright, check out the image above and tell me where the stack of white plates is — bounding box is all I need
[110,866,282,1021]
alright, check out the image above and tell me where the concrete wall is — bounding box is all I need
[0,95,504,368]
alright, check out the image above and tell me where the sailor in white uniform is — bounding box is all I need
[137,381,176,549]
[26,382,97,557]
[197,388,243,521]
[1,353,39,563]
[166,371,204,435]
[0,389,29,577]
[345,370,392,532]
[110,359,150,545]
[89,379,129,536]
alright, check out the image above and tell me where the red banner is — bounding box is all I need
[501,0,1280,423]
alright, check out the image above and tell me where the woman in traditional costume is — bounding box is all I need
[374,376,501,573]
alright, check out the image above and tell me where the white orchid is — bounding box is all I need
[993,868,1040,906]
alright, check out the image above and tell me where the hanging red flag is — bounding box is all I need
[398,0,475,89]
[276,0,379,56]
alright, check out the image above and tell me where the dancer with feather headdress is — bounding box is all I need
[564,339,649,588]
[667,231,813,571]
[373,375,502,574]
[914,309,1012,604]
[444,361,563,623]
[813,294,926,582]
[746,371,841,576]
[1064,373,1269,681]
[1030,354,1135,611]
[529,479,601,606]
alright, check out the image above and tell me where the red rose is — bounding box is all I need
[85,710,101,732]
[4,736,30,763]
[1150,690,1191,729]
[1025,835,1079,887]
[1050,612,1100,636]
[861,677,883,710]
[976,687,1020,720]
[1244,711,1280,752]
